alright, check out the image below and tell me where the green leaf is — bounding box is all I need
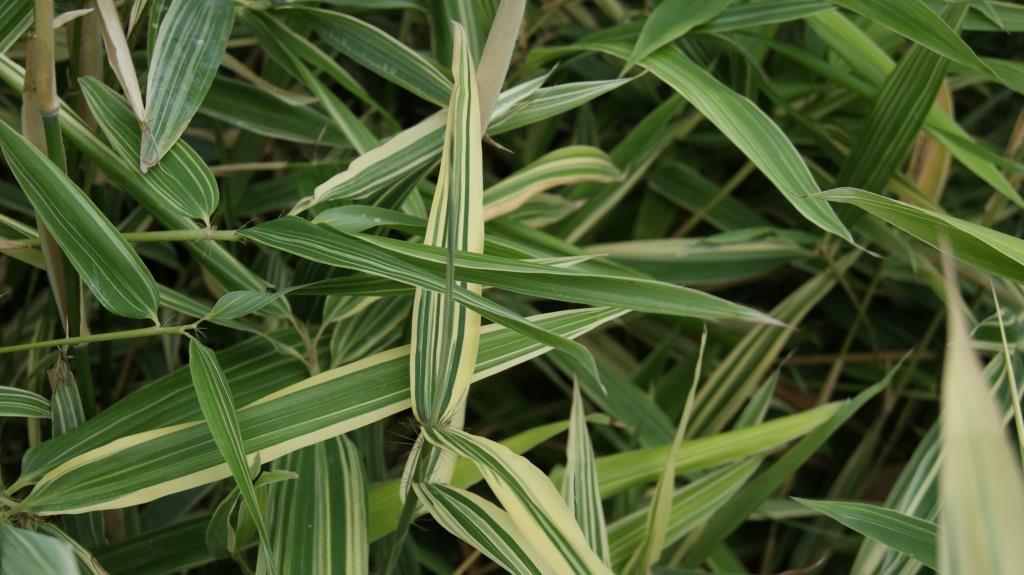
[19,307,622,514]
[268,437,369,574]
[410,22,485,425]
[0,522,80,575]
[0,120,159,322]
[0,385,50,418]
[299,7,452,106]
[240,217,604,391]
[624,0,735,72]
[81,77,220,224]
[829,0,991,75]
[607,459,758,570]
[483,146,619,220]
[938,259,1024,573]
[188,339,277,571]
[141,0,234,170]
[795,498,937,570]
[424,426,613,574]
[562,384,610,566]
[415,482,546,575]
[682,365,895,566]
[820,187,1024,283]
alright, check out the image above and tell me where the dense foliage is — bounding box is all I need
[1,0,1024,573]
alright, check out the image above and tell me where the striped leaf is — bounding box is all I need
[693,252,857,434]
[562,384,610,566]
[414,483,547,575]
[141,0,234,170]
[81,77,219,224]
[240,217,603,389]
[268,437,368,574]
[0,119,159,322]
[301,7,451,106]
[623,327,706,574]
[607,459,758,570]
[838,3,967,194]
[681,366,895,566]
[347,233,778,324]
[19,308,622,514]
[312,77,629,204]
[820,187,1024,283]
[624,0,736,72]
[0,56,284,312]
[411,22,484,425]
[476,0,526,124]
[201,76,351,147]
[423,426,613,574]
[94,0,145,125]
[188,339,277,570]
[796,499,937,570]
[0,0,30,53]
[829,0,991,75]
[0,523,79,575]
[0,384,50,418]
[484,146,619,220]
[938,260,1024,574]
[634,47,852,243]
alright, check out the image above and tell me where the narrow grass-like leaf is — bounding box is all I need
[820,187,1024,283]
[188,339,277,571]
[424,426,613,574]
[415,483,547,575]
[693,252,857,434]
[796,499,937,570]
[0,0,31,53]
[623,327,706,574]
[938,258,1024,574]
[829,0,991,75]
[484,146,619,220]
[81,77,219,223]
[240,217,604,389]
[0,523,80,575]
[607,459,758,570]
[141,0,234,170]
[94,0,145,125]
[268,437,368,574]
[21,308,622,514]
[204,289,295,322]
[411,22,484,425]
[624,0,735,73]
[838,3,966,195]
[299,7,451,106]
[0,120,159,322]
[0,56,283,311]
[476,0,526,124]
[0,385,50,418]
[562,383,610,566]
[682,367,894,566]
[348,232,777,324]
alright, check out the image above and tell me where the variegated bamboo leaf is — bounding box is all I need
[414,482,547,575]
[423,426,613,574]
[141,0,234,170]
[0,120,159,322]
[562,383,610,566]
[81,77,219,224]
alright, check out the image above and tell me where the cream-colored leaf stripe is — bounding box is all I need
[424,427,613,574]
[411,22,484,425]
[484,146,620,220]
[415,483,547,575]
[20,308,623,514]
[562,383,611,566]
[188,339,278,572]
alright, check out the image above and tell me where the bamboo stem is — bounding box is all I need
[0,325,194,355]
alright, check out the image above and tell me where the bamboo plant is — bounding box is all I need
[1,0,1023,573]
